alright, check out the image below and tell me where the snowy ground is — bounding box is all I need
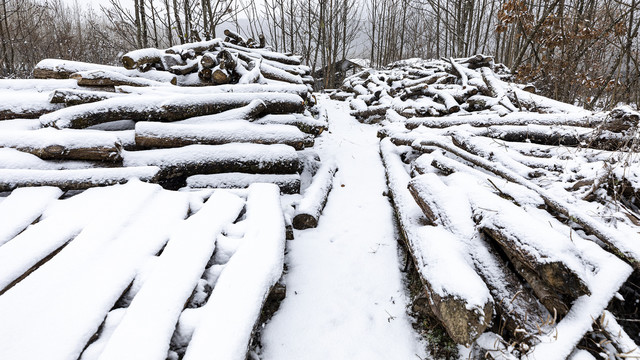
[259,96,427,359]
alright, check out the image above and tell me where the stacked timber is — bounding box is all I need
[0,32,328,193]
[352,57,640,358]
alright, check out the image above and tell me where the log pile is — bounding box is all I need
[354,56,640,358]
[0,32,329,193]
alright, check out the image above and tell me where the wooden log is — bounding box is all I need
[211,66,230,84]
[254,114,327,136]
[424,86,460,113]
[404,112,604,130]
[70,70,177,87]
[200,53,217,68]
[41,92,305,129]
[169,59,199,75]
[33,59,176,84]
[480,68,517,112]
[238,59,263,84]
[49,88,126,106]
[350,104,389,119]
[176,99,266,124]
[122,143,300,190]
[223,29,246,46]
[292,161,337,229]
[223,42,301,65]
[0,128,124,162]
[134,121,314,150]
[185,173,301,194]
[198,67,213,81]
[121,48,164,70]
[448,58,468,88]
[380,140,492,345]
[116,83,308,98]
[0,166,160,192]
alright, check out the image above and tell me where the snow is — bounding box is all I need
[0,181,190,360]
[72,70,174,87]
[97,190,244,360]
[259,97,425,360]
[0,78,79,91]
[0,186,63,247]
[0,119,42,130]
[183,183,286,360]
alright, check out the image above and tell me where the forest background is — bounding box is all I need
[2,0,640,109]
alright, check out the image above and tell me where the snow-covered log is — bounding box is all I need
[49,88,127,106]
[70,70,177,87]
[185,173,301,194]
[0,166,160,192]
[121,48,164,70]
[293,161,338,229]
[40,93,305,129]
[0,128,124,162]
[254,114,328,136]
[134,121,313,150]
[33,59,177,83]
[175,99,266,124]
[404,112,604,129]
[115,83,309,98]
[182,183,286,360]
[122,143,300,189]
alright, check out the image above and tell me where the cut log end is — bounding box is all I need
[433,295,493,346]
[292,213,317,230]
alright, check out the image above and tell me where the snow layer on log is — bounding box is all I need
[70,70,175,87]
[0,187,63,247]
[0,182,190,360]
[0,78,80,91]
[183,183,286,360]
[134,120,313,150]
[97,191,244,360]
[40,92,305,129]
[0,166,160,192]
[404,112,603,129]
[0,119,42,130]
[185,173,301,194]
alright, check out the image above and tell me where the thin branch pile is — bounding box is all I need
[349,56,640,358]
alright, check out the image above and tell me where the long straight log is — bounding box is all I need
[41,93,305,129]
[49,89,127,106]
[292,161,337,229]
[254,114,327,136]
[116,83,309,98]
[70,70,177,87]
[404,112,603,130]
[0,166,160,192]
[185,173,301,194]
[33,59,176,83]
[134,121,313,150]
[123,143,300,189]
[0,128,123,162]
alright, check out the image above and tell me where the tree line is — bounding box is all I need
[2,0,640,109]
